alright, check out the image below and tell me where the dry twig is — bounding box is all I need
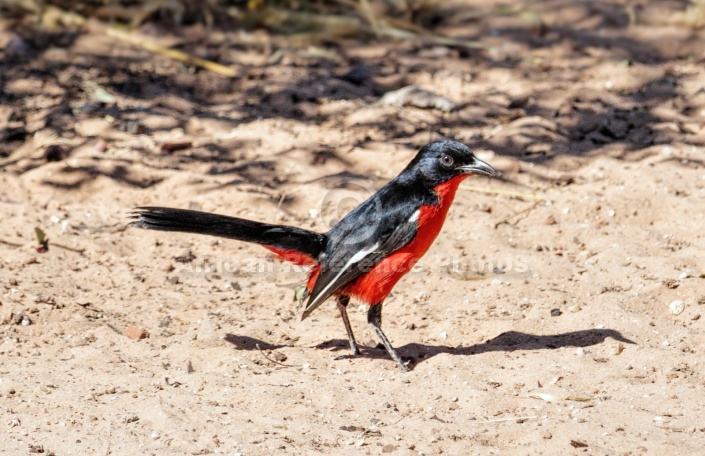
[106,28,237,77]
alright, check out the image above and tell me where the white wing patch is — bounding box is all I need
[306,242,380,311]
[408,209,420,224]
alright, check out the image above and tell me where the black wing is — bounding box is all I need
[301,184,427,319]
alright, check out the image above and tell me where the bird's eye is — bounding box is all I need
[440,154,454,168]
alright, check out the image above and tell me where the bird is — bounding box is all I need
[130,140,497,371]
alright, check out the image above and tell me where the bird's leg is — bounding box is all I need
[367,302,410,372]
[336,295,360,355]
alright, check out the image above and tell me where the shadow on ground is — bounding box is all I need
[226,328,636,370]
[1,1,703,189]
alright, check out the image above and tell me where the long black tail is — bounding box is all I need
[130,207,327,260]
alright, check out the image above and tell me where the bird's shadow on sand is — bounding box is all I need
[225,329,635,369]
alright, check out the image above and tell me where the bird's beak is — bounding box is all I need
[458,157,497,177]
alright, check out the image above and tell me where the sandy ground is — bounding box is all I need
[2,2,705,455]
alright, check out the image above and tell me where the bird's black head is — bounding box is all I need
[403,140,497,187]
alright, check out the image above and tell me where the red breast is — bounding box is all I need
[342,175,468,305]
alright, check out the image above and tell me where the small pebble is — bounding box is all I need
[669,300,685,315]
[613,342,624,356]
[124,327,149,340]
[550,308,562,317]
[677,271,691,280]
[12,312,25,325]
[123,414,139,423]
[272,351,287,362]
[174,250,195,263]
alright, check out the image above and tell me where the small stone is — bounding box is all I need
[379,85,456,112]
[550,308,562,317]
[544,215,557,226]
[94,138,108,153]
[669,300,685,315]
[677,271,691,280]
[123,414,139,423]
[613,342,624,356]
[272,351,287,362]
[119,120,146,135]
[174,250,195,263]
[542,431,552,439]
[12,312,25,325]
[158,317,171,328]
[575,347,585,356]
[124,327,149,340]
[186,360,194,373]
